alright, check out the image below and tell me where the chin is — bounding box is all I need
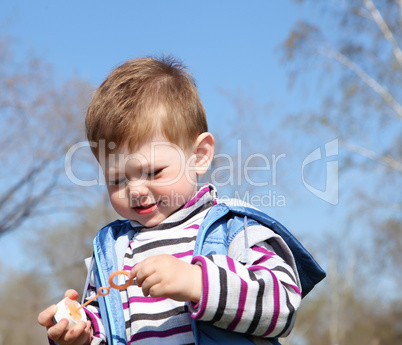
[141,219,164,228]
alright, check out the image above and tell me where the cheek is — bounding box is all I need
[109,189,128,212]
[171,174,198,199]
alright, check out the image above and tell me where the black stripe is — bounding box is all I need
[270,265,297,284]
[246,269,265,334]
[132,202,214,232]
[85,299,99,308]
[124,236,197,258]
[209,264,228,324]
[125,306,188,328]
[276,288,295,337]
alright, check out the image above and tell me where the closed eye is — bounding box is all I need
[148,168,164,178]
[109,177,127,186]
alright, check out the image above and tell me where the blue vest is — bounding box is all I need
[191,203,326,345]
[91,203,326,345]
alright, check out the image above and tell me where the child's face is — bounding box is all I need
[102,134,199,227]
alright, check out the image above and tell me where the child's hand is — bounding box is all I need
[129,254,202,303]
[37,289,92,345]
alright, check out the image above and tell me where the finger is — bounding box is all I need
[134,263,154,288]
[141,274,162,297]
[47,318,69,341]
[129,265,139,280]
[147,282,170,299]
[38,304,57,327]
[64,321,89,344]
[64,289,79,300]
[85,320,92,333]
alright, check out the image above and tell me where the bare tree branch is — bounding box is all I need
[319,44,402,120]
[0,36,95,236]
[342,139,402,172]
[363,0,402,69]
[0,167,59,235]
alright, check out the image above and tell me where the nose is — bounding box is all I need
[127,182,149,204]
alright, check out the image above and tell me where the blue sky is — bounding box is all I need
[2,0,306,126]
[1,1,340,266]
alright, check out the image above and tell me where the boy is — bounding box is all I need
[38,56,308,345]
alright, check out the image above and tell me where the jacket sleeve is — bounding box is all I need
[188,225,302,338]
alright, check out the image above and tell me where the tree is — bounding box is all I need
[0,35,97,236]
[280,0,402,284]
[0,265,50,345]
[0,202,118,345]
[281,0,401,218]
[279,1,402,343]
[28,201,119,297]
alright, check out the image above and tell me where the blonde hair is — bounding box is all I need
[86,56,208,159]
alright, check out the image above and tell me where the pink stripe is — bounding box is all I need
[226,257,248,331]
[128,296,167,303]
[182,185,210,209]
[227,255,236,274]
[251,245,275,264]
[85,308,102,337]
[252,246,302,296]
[250,265,280,336]
[185,224,200,230]
[190,256,209,319]
[253,253,275,265]
[288,283,302,296]
[124,296,167,308]
[89,310,101,318]
[252,245,273,255]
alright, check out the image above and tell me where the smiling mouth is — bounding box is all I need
[133,202,159,215]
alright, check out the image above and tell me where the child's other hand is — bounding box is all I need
[37,289,92,345]
[130,254,202,303]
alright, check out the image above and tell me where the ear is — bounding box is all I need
[193,132,215,175]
